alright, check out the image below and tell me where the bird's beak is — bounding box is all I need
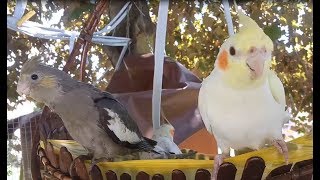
[246,47,269,79]
[17,81,30,96]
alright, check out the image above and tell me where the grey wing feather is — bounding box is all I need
[93,92,157,152]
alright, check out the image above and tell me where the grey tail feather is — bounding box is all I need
[135,140,157,152]
[152,149,161,154]
[144,137,158,146]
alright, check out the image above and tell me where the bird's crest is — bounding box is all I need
[238,11,263,35]
[233,0,262,35]
[232,5,273,51]
[21,56,42,74]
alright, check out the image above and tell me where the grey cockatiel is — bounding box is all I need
[17,57,166,163]
[152,109,182,154]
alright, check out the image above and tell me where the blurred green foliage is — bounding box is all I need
[7,0,312,133]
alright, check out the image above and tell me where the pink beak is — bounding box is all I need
[246,47,269,79]
[17,81,30,96]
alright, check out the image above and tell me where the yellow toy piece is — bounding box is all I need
[17,10,36,27]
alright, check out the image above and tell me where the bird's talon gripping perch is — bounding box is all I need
[272,139,289,164]
[69,154,93,177]
[89,157,113,173]
[212,154,226,180]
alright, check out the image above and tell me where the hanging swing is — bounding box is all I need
[8,0,313,179]
[38,0,312,179]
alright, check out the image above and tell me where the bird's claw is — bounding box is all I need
[69,154,93,177]
[272,139,289,164]
[211,154,226,180]
[88,157,113,173]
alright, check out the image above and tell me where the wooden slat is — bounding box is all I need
[291,159,313,180]
[37,147,46,157]
[41,156,50,167]
[47,164,59,175]
[46,142,59,168]
[292,159,313,171]
[38,148,50,166]
[106,170,117,180]
[62,176,73,180]
[90,165,103,180]
[120,173,131,180]
[266,164,293,180]
[42,172,59,180]
[267,173,292,180]
[172,169,186,180]
[38,142,313,180]
[152,174,164,180]
[69,160,78,179]
[136,171,149,180]
[59,146,73,174]
[241,156,266,180]
[53,170,68,180]
[195,169,211,180]
[74,157,90,180]
[217,162,237,180]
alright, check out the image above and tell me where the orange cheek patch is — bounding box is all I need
[218,50,228,70]
[40,76,57,88]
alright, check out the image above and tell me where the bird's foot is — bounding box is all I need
[89,157,114,173]
[69,154,93,177]
[272,139,289,164]
[112,153,139,161]
[211,154,226,180]
[138,151,164,159]
[167,150,197,159]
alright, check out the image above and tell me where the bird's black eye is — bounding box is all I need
[229,46,236,56]
[31,74,38,80]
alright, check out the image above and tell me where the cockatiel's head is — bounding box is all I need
[153,123,175,141]
[17,57,75,104]
[153,109,176,140]
[214,11,274,89]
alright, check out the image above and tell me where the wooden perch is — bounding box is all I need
[36,134,312,179]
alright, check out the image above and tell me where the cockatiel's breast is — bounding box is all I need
[198,70,285,150]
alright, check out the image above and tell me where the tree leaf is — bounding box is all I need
[263,24,283,41]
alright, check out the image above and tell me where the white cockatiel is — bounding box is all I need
[198,10,290,179]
